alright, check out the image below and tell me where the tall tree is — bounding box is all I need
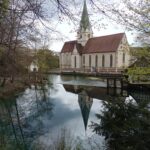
[36,48,59,72]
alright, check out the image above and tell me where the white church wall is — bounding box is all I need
[60,45,131,70]
[71,55,81,69]
[82,52,116,69]
[117,51,131,68]
[60,52,71,69]
[83,54,90,68]
[117,35,131,68]
[71,46,82,69]
[91,55,95,67]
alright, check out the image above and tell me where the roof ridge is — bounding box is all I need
[65,40,77,43]
[89,32,125,40]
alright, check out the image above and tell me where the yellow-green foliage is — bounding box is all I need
[128,47,150,82]
[131,47,150,58]
[128,67,150,75]
[36,49,59,72]
[0,0,9,19]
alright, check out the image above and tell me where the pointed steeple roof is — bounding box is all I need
[80,0,91,30]
[78,90,93,131]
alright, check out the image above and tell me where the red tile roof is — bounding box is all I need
[61,40,83,54]
[83,33,124,53]
[61,33,125,54]
[61,41,76,53]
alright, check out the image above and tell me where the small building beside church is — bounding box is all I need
[60,1,131,73]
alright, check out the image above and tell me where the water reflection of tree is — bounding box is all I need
[91,96,150,150]
[0,99,27,150]
[0,83,54,150]
[33,83,53,118]
[23,83,54,143]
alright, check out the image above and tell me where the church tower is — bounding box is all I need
[77,0,93,46]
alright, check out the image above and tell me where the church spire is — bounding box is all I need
[77,0,93,46]
[80,0,91,31]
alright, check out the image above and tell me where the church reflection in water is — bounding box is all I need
[63,84,113,130]
[63,83,150,132]
[63,84,124,131]
[63,84,97,131]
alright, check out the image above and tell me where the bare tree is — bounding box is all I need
[89,0,150,44]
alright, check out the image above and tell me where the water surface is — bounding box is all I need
[0,75,150,150]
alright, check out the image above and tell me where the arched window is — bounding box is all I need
[83,55,85,64]
[102,55,105,67]
[74,56,76,68]
[89,55,91,67]
[110,54,113,67]
[123,53,125,63]
[95,55,98,67]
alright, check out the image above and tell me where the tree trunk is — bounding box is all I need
[1,78,6,87]
[10,75,14,83]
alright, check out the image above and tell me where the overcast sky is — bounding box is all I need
[38,0,138,52]
[49,20,137,52]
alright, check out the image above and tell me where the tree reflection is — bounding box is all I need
[91,96,150,150]
[0,83,54,150]
[33,83,53,117]
[0,99,27,150]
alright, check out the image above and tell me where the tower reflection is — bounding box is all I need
[78,90,93,130]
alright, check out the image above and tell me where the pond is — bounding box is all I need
[0,75,150,150]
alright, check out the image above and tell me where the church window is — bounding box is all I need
[95,55,98,67]
[102,55,105,67]
[89,55,91,67]
[123,53,125,63]
[83,55,85,64]
[88,34,90,38]
[74,56,76,68]
[110,54,113,67]
[80,35,82,39]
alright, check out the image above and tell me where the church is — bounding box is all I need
[60,1,131,72]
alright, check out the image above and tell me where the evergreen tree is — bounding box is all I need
[91,97,150,150]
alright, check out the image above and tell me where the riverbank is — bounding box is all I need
[0,73,48,99]
[128,83,150,90]
[0,81,26,99]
